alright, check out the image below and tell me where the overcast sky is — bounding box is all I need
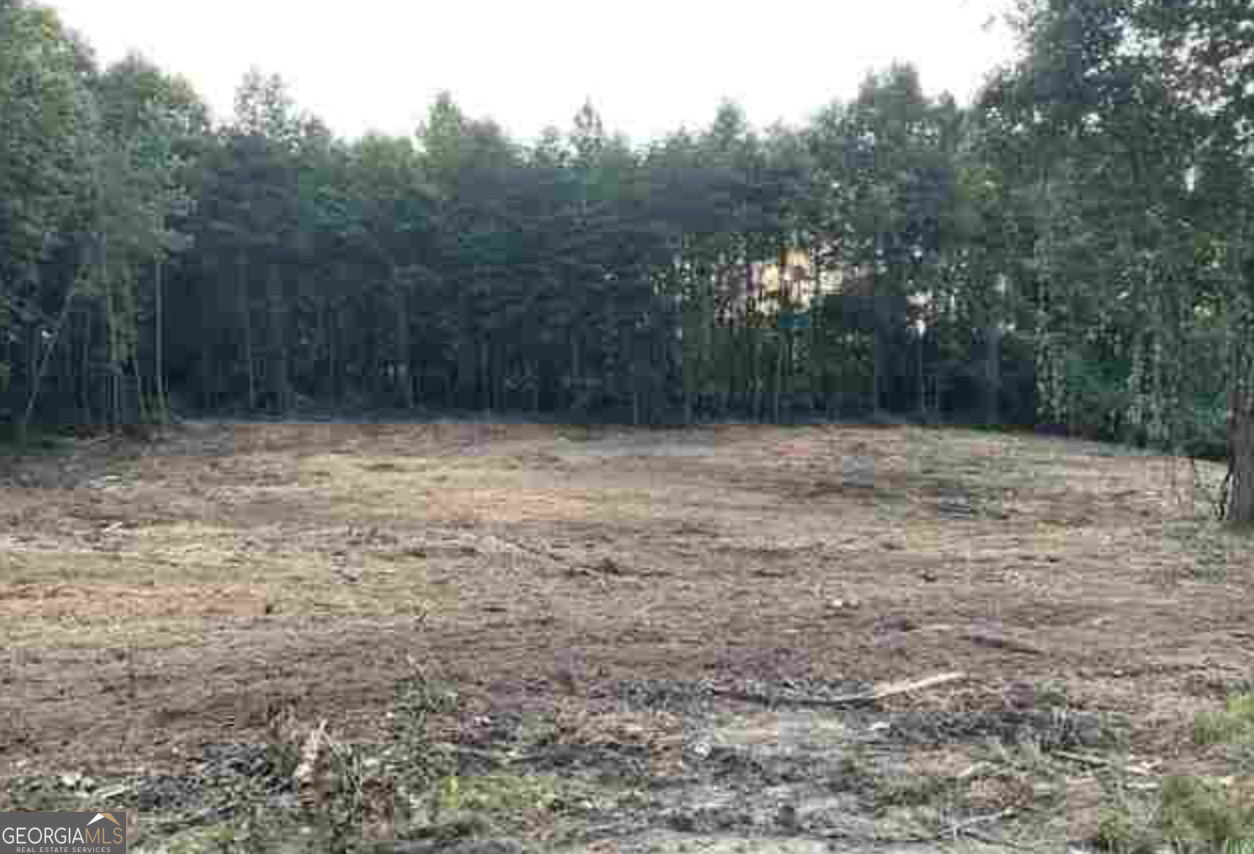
[47,0,1018,145]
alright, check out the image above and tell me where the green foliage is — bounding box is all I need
[0,2,1014,431]
[0,0,1249,474]
[1158,775,1254,854]
[1090,698,1254,854]
[986,0,1254,482]
[0,0,95,266]
[389,675,457,783]
[1193,695,1254,750]
[1094,805,1164,854]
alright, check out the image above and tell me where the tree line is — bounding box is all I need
[2,0,1253,520]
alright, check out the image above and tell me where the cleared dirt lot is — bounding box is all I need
[1,421,1252,851]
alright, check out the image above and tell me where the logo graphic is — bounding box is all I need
[1,811,127,853]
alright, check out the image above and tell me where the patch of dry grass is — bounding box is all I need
[0,616,208,648]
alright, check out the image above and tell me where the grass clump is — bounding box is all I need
[871,773,955,813]
[1093,806,1164,854]
[1094,696,1254,853]
[1157,775,1254,853]
[1194,695,1254,750]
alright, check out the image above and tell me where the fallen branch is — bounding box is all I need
[869,671,968,700]
[957,761,992,781]
[1052,749,1156,777]
[949,806,1017,838]
[295,719,332,810]
[712,671,966,708]
[958,827,1035,850]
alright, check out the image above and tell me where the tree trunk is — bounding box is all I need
[531,359,541,414]
[239,256,255,410]
[59,315,70,398]
[80,315,92,421]
[774,331,785,424]
[985,322,1002,425]
[570,332,581,410]
[810,245,823,415]
[748,327,760,421]
[456,321,476,410]
[493,346,505,412]
[267,265,289,415]
[1228,394,1254,524]
[200,337,212,413]
[871,233,892,417]
[17,284,77,443]
[327,302,341,407]
[774,284,784,423]
[396,281,413,410]
[154,256,167,423]
[479,338,490,412]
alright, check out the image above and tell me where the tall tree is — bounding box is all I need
[845,65,956,414]
[0,0,96,435]
[984,0,1254,521]
[92,53,203,422]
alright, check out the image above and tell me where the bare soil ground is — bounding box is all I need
[1,421,1252,852]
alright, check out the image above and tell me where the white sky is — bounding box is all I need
[47,0,1018,145]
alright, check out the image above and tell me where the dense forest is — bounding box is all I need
[1,0,1253,519]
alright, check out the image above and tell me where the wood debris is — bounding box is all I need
[713,670,966,708]
[295,719,332,811]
